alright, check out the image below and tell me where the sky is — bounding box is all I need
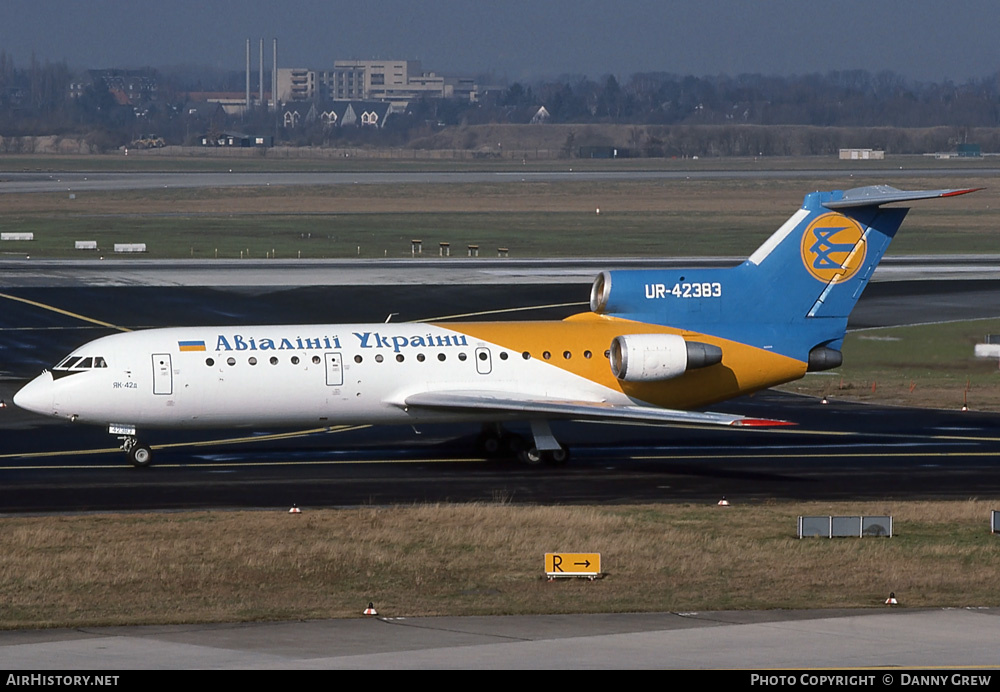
[3,0,998,83]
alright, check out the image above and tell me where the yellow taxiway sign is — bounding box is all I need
[545,552,602,580]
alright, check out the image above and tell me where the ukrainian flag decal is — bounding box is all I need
[178,340,206,352]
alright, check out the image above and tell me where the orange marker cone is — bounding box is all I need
[718,497,730,506]
[885,592,898,605]
[364,602,378,616]
[289,505,301,514]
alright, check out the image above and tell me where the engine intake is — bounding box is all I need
[590,271,612,313]
[610,334,723,382]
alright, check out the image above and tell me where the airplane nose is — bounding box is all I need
[13,372,54,415]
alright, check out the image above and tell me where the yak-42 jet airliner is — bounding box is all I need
[14,185,978,467]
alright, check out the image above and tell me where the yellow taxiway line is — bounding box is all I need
[0,292,132,332]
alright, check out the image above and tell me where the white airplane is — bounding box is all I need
[13,185,978,467]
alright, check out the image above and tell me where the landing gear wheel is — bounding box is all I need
[517,447,570,466]
[518,447,545,465]
[482,436,502,455]
[128,444,153,468]
[546,448,570,466]
[505,434,527,455]
[476,428,505,457]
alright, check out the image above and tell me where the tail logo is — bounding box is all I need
[800,213,866,283]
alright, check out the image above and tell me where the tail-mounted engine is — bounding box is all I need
[610,333,723,382]
[591,271,613,313]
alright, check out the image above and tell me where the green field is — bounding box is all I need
[1,167,997,260]
[2,501,998,628]
[782,319,1000,411]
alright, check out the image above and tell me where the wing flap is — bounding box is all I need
[404,391,792,428]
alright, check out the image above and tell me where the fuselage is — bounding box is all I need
[13,314,806,429]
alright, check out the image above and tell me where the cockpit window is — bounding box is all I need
[53,355,108,371]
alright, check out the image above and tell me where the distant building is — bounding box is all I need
[184,101,226,122]
[198,131,272,147]
[70,69,159,104]
[280,101,393,129]
[839,148,885,160]
[531,106,551,124]
[186,91,271,117]
[277,60,476,108]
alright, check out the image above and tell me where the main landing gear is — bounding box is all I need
[477,422,570,466]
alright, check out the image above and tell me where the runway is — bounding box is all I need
[2,167,998,194]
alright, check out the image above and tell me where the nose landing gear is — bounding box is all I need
[114,428,153,468]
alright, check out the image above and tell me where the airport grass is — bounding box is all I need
[780,318,1000,410]
[0,500,997,629]
[1,172,998,259]
[9,152,999,173]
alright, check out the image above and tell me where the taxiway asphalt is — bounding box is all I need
[3,607,999,669]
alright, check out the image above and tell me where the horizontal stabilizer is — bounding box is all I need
[404,391,793,428]
[823,185,982,210]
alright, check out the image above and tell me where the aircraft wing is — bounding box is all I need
[403,391,793,428]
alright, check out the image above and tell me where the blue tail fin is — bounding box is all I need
[590,185,979,363]
[744,188,905,320]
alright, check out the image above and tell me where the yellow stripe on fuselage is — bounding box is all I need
[438,313,807,409]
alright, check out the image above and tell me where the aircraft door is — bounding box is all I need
[325,352,344,386]
[475,347,492,375]
[152,353,173,395]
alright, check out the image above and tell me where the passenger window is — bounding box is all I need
[396,354,404,362]
[437,353,446,361]
[584,351,592,359]
[479,352,488,361]
[270,357,279,365]
[291,356,300,365]
[249,357,258,366]
[375,354,384,363]
[417,353,426,362]
[522,352,530,360]
[227,357,236,366]
[354,355,363,363]
[458,353,467,361]
[500,352,508,361]
[206,358,215,367]
[542,351,551,360]
[563,351,571,359]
